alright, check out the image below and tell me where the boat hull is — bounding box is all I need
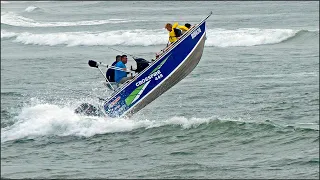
[102,19,209,118]
[126,33,206,116]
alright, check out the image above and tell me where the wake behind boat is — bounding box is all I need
[79,12,212,118]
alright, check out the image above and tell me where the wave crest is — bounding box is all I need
[1,102,318,143]
[0,103,214,143]
[1,30,17,39]
[206,28,299,47]
[24,6,39,12]
[1,12,145,27]
[1,28,305,47]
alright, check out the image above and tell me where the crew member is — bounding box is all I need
[115,55,133,84]
[106,55,121,82]
[165,22,181,44]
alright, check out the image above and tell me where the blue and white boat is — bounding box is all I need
[85,12,212,118]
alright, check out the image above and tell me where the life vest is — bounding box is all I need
[168,22,180,43]
[178,25,189,34]
[168,22,190,43]
[174,28,182,37]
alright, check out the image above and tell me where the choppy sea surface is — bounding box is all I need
[1,1,319,179]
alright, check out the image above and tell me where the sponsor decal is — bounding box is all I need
[122,54,173,107]
[126,81,151,106]
[134,53,171,87]
[191,28,201,39]
[108,96,121,108]
[126,69,164,106]
[125,53,172,106]
[155,73,163,80]
[135,70,162,87]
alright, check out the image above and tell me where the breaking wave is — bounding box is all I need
[0,102,212,143]
[24,6,40,12]
[1,29,167,46]
[1,28,313,47]
[1,100,318,143]
[205,28,299,47]
[1,12,145,27]
[1,30,17,39]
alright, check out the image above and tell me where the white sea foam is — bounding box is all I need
[1,28,300,47]
[309,29,319,33]
[205,28,299,47]
[1,29,17,39]
[11,30,167,46]
[2,98,318,143]
[24,6,39,12]
[0,103,216,143]
[1,12,145,27]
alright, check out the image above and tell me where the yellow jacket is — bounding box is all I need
[168,23,190,43]
[178,25,189,34]
[168,22,179,43]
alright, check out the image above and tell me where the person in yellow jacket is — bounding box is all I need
[165,22,179,44]
[165,22,190,44]
[178,24,189,34]
[159,22,191,59]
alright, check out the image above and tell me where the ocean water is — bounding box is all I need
[1,1,319,179]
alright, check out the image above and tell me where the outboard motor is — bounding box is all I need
[131,58,150,73]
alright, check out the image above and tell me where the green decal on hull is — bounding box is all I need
[150,54,171,74]
[125,83,146,106]
[125,54,171,106]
